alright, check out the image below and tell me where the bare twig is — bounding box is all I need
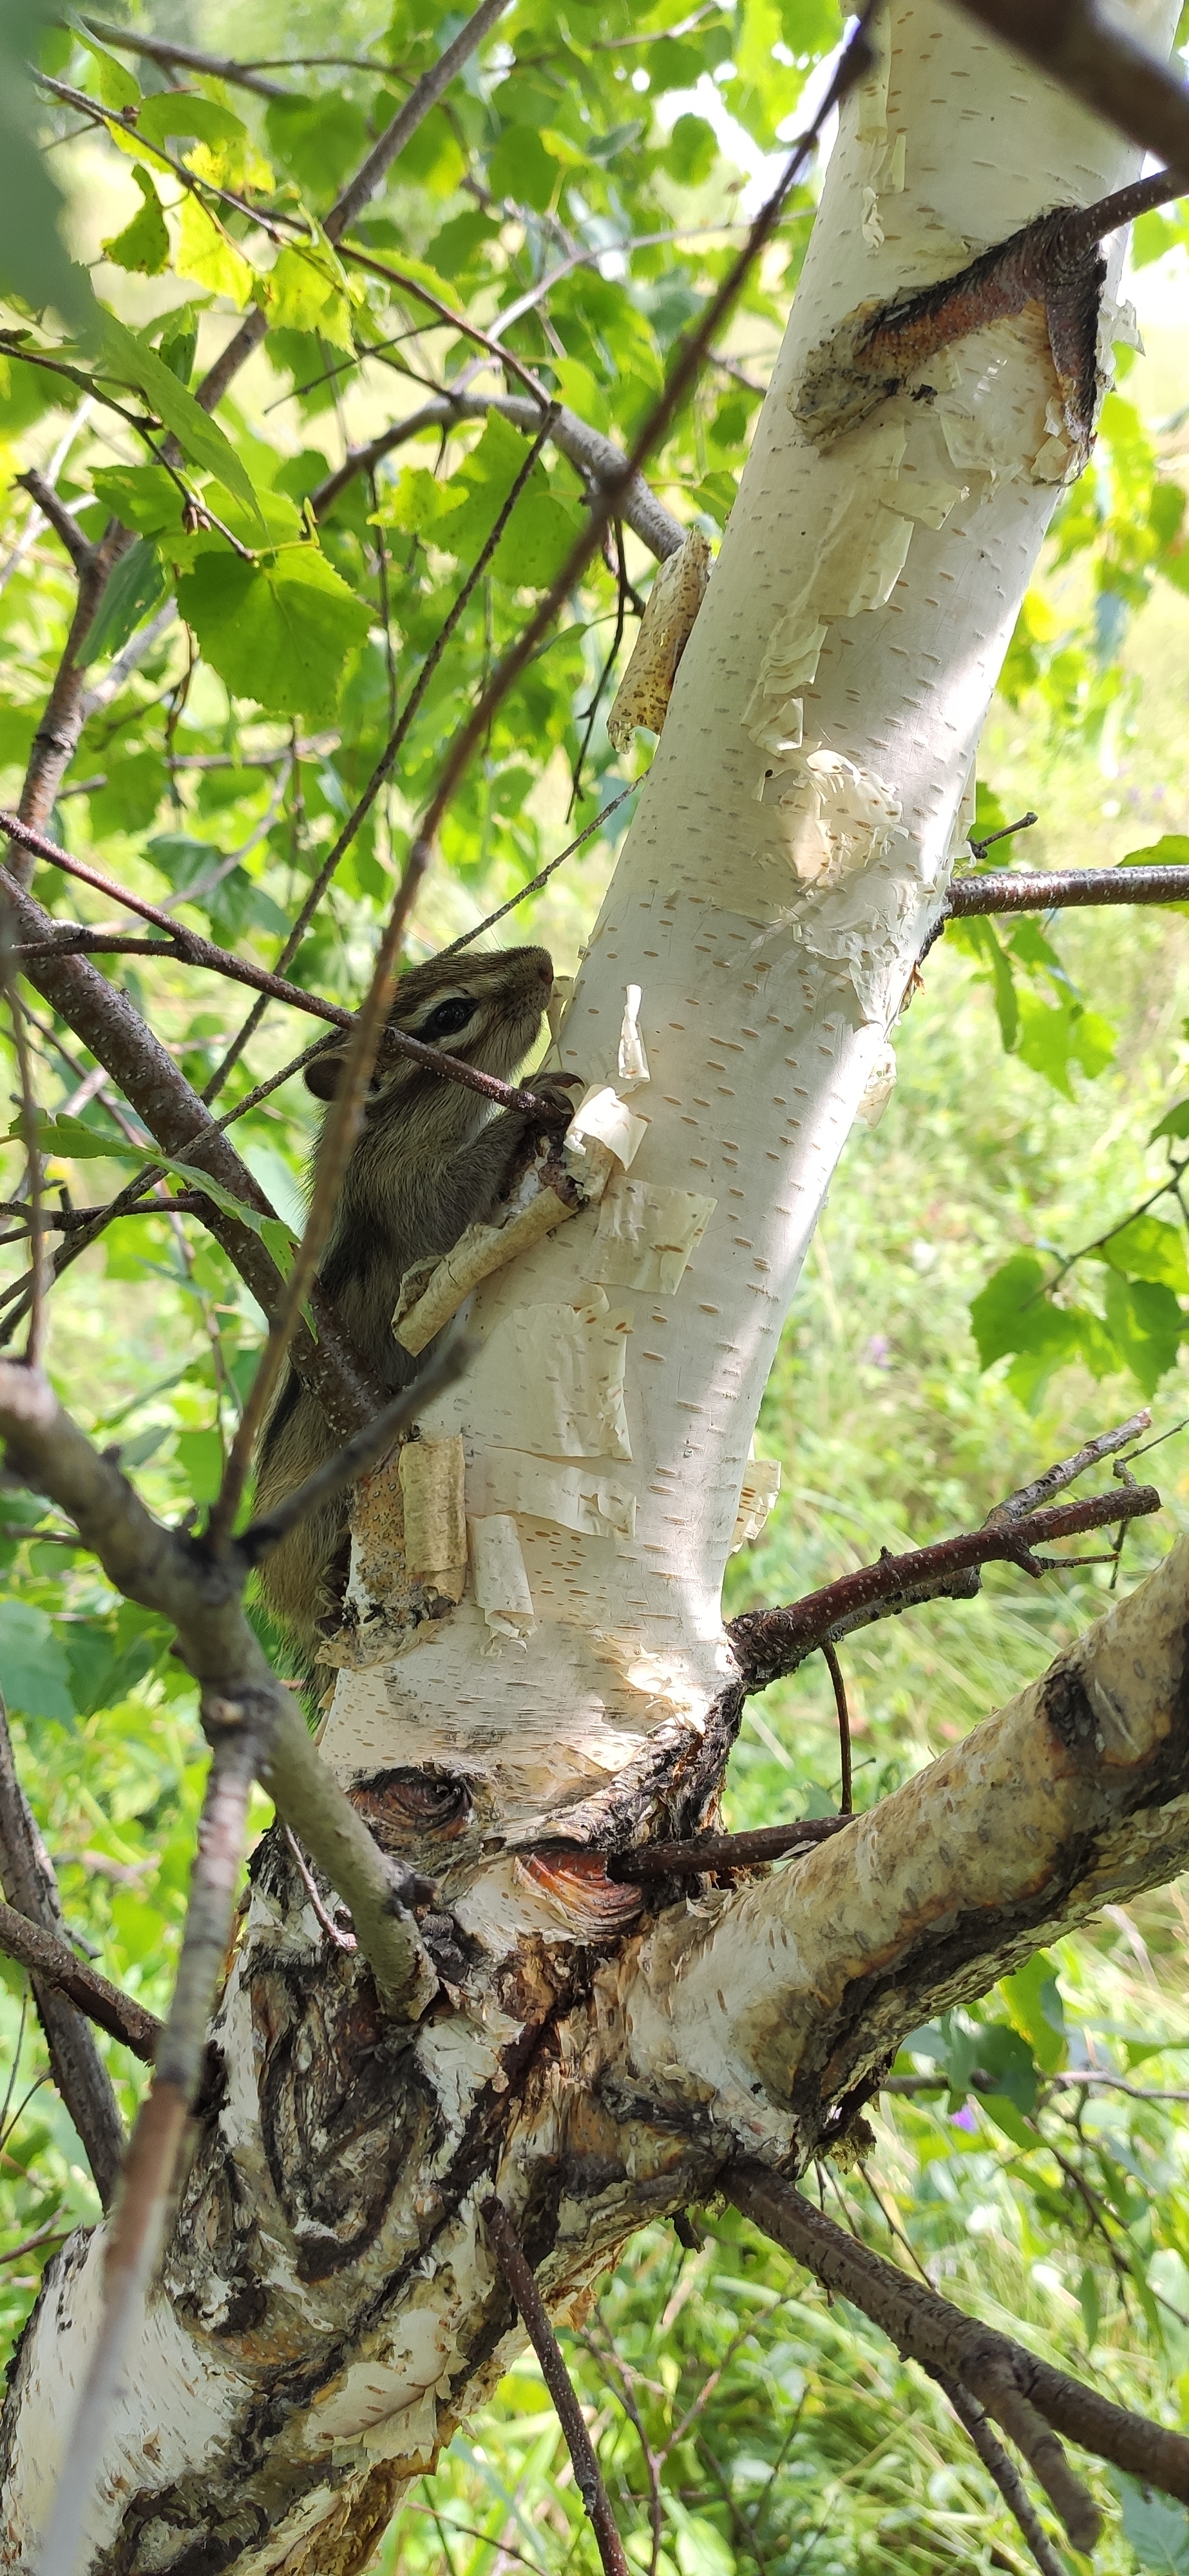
[441,788,635,957]
[14,471,92,574]
[0,1897,160,2063]
[989,1412,1150,1522]
[481,2193,631,2576]
[609,1816,853,1882]
[205,413,558,1542]
[283,1827,357,1952]
[0,1697,126,2206]
[729,2164,1189,2521]
[929,2372,1067,2576]
[0,936,50,1368]
[941,863,1189,928]
[727,1485,1161,1691]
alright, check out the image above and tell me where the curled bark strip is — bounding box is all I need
[481,2194,631,2576]
[0,1896,160,2062]
[929,2372,1067,2576]
[0,1698,126,2203]
[728,1486,1161,1690]
[729,2165,1189,2512]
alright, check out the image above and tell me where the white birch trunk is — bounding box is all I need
[1,3,1181,2566]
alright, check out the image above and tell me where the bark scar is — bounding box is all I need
[792,180,1171,475]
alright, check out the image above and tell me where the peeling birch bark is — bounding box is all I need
[1,3,1181,2566]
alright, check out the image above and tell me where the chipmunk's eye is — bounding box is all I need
[422,997,476,1041]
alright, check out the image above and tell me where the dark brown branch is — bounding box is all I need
[15,471,93,574]
[481,2194,631,2576]
[609,1816,853,1882]
[730,2164,1189,2517]
[312,392,686,564]
[240,1335,465,1564]
[0,1696,126,2206]
[7,516,133,882]
[930,2372,1067,2576]
[0,1897,160,2060]
[727,1486,1160,1692]
[951,0,1189,180]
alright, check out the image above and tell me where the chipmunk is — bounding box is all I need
[254,944,571,1649]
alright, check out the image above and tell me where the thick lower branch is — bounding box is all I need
[729,2166,1189,2510]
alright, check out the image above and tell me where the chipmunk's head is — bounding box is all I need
[305,945,555,1105]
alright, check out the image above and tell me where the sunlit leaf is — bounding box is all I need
[175,543,370,719]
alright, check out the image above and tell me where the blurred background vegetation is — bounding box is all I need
[4,0,1189,2565]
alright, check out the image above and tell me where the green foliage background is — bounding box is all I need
[2,0,1189,2566]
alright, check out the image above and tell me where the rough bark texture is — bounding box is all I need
[1,0,1181,2565]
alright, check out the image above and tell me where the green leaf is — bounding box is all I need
[1112,2470,1189,2572]
[264,93,369,196]
[1150,1097,1189,1143]
[101,166,169,276]
[175,544,371,720]
[0,1601,73,1725]
[488,124,559,210]
[1103,1272,1184,1396]
[255,243,354,352]
[372,465,445,537]
[175,195,254,307]
[97,312,263,527]
[663,113,719,186]
[969,1254,1049,1368]
[88,750,166,835]
[21,1117,298,1256]
[1098,1213,1189,1290]
[77,537,170,666]
[135,92,246,149]
[175,1428,224,1505]
[73,28,140,108]
[1001,1953,1066,2073]
[90,465,182,536]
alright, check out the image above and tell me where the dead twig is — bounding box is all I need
[0,1896,160,2062]
[822,1641,851,1815]
[929,2372,1067,2576]
[481,2193,631,2576]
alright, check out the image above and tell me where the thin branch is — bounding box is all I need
[989,1412,1151,1522]
[884,2068,1189,2105]
[393,12,878,929]
[79,15,293,98]
[191,0,512,416]
[240,1335,466,1565]
[481,2193,631,2576]
[0,1899,160,2063]
[0,1361,435,2013]
[929,2372,1067,2576]
[283,1828,357,1952]
[943,863,1189,926]
[727,1485,1161,1692]
[441,788,635,958]
[37,1709,267,2576]
[822,1642,851,1815]
[0,936,50,1368]
[729,2164,1189,2519]
[14,471,93,575]
[312,391,686,562]
[0,1696,126,2206]
[205,408,560,1544]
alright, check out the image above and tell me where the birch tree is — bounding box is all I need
[3,0,1189,2569]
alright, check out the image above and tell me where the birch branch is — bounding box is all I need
[727,1484,1160,1690]
[943,863,1189,921]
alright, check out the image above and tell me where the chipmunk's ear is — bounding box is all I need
[304,1046,345,1101]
